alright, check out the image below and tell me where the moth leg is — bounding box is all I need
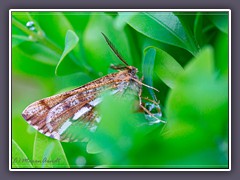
[138,76,159,105]
[138,84,165,123]
[139,75,160,105]
[141,96,160,105]
[131,77,159,92]
[139,103,165,122]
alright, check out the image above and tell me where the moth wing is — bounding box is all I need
[22,72,131,142]
[21,71,123,123]
[22,87,100,141]
[59,108,101,142]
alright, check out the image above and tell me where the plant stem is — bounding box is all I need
[12,17,62,55]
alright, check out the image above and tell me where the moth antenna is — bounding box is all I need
[101,32,129,66]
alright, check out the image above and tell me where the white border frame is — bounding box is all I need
[9,9,231,171]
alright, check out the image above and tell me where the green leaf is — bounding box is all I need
[12,12,32,24]
[61,30,79,56]
[194,13,204,47]
[83,13,133,74]
[55,30,82,75]
[12,12,44,41]
[208,12,228,34]
[12,24,29,43]
[144,46,184,89]
[119,12,199,55]
[12,46,56,77]
[32,12,74,47]
[214,32,228,76]
[41,143,55,168]
[63,13,93,75]
[194,13,220,48]
[64,12,90,34]
[87,140,103,154]
[164,47,228,166]
[114,12,138,30]
[86,92,142,165]
[13,12,88,76]
[17,41,60,66]
[12,34,33,47]
[33,132,70,168]
[12,139,33,168]
[12,13,62,75]
[142,47,157,100]
[137,31,193,67]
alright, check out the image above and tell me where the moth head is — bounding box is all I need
[127,66,138,75]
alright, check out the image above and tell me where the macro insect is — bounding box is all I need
[22,33,164,142]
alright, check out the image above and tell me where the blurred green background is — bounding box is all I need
[11,11,229,169]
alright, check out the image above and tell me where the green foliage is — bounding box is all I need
[11,11,229,169]
[12,140,33,168]
[144,46,184,89]
[165,47,228,167]
[83,13,133,75]
[208,12,228,34]
[55,30,81,75]
[33,133,69,168]
[118,12,199,55]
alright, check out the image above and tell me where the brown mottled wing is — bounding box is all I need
[59,108,99,142]
[22,70,133,142]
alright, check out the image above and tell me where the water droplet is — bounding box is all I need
[26,21,36,31]
[144,102,164,125]
[26,21,34,27]
[75,156,86,168]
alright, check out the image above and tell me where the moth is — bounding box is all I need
[22,33,164,142]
